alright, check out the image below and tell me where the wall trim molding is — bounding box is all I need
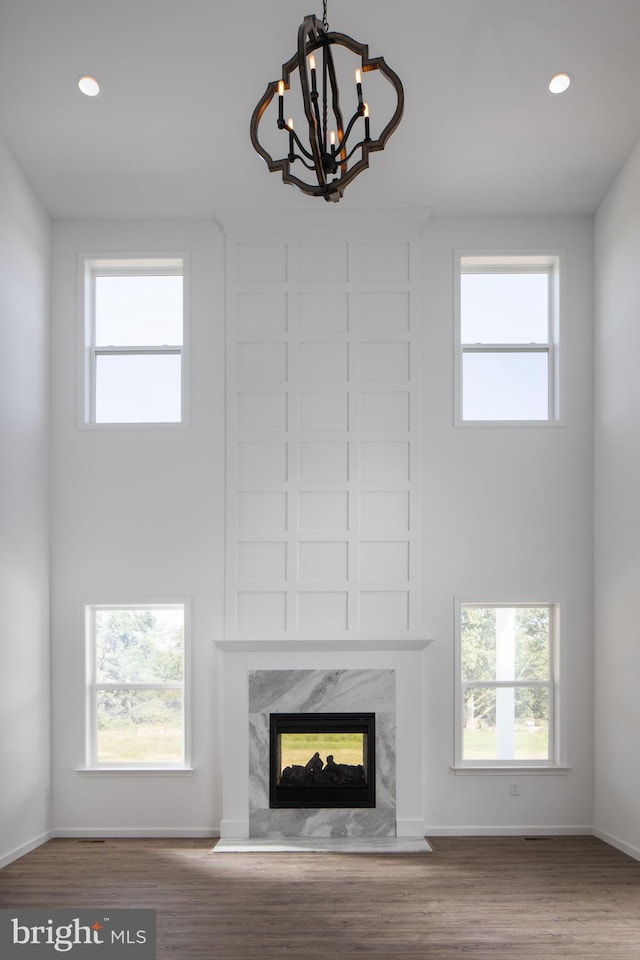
[593,827,640,862]
[51,828,219,839]
[425,825,594,837]
[0,830,53,870]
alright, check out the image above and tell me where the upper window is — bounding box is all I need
[83,258,184,425]
[455,602,558,768]
[85,603,188,768]
[456,255,560,424]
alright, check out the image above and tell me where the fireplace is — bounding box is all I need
[269,712,376,809]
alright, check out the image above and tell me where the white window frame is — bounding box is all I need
[454,252,563,426]
[84,601,191,771]
[79,255,189,428]
[454,599,561,770]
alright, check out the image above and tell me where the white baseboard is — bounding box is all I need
[0,830,53,870]
[593,827,640,863]
[219,819,250,839]
[425,825,594,837]
[52,827,219,839]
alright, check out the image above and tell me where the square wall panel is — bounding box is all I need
[360,391,409,431]
[359,242,409,283]
[237,243,287,283]
[238,392,287,432]
[238,542,287,581]
[238,442,287,483]
[360,342,409,382]
[298,242,348,283]
[298,491,349,532]
[299,541,348,581]
[298,293,349,333]
[360,491,409,532]
[298,392,348,432]
[299,442,349,482]
[297,592,348,632]
[237,293,287,333]
[359,541,409,581]
[360,442,409,482]
[238,492,287,534]
[298,342,349,381]
[237,592,287,634]
[360,292,410,333]
[238,343,287,382]
[359,591,410,632]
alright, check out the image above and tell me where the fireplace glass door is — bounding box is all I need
[269,713,376,808]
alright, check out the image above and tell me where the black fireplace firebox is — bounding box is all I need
[269,712,376,809]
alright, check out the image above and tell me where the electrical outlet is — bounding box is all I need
[509,781,520,797]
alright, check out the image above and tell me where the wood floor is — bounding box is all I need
[2,836,640,958]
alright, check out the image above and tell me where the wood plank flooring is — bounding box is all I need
[2,836,640,958]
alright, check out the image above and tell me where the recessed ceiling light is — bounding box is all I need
[548,73,571,95]
[77,75,101,97]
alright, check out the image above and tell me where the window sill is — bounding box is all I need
[76,767,194,778]
[451,765,569,775]
[454,419,566,428]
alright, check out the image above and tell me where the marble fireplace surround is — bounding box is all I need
[215,641,431,840]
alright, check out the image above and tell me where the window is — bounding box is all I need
[456,255,560,423]
[455,602,558,767]
[83,258,184,425]
[85,604,188,768]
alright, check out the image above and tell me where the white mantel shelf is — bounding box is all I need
[213,639,434,652]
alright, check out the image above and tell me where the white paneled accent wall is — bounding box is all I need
[223,216,425,642]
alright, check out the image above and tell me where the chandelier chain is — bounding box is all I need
[322,0,329,31]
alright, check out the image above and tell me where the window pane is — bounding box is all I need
[95,608,183,684]
[95,275,183,346]
[463,687,550,761]
[96,689,184,763]
[95,353,181,423]
[461,273,549,344]
[462,351,548,421]
[462,606,551,682]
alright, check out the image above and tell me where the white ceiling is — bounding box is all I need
[2,0,640,220]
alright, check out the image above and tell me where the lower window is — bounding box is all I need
[456,602,557,767]
[86,603,188,768]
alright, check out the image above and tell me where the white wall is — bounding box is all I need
[594,142,640,860]
[0,136,51,866]
[49,212,594,836]
[422,216,594,833]
[50,220,225,834]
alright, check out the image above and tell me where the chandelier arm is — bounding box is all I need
[297,16,327,188]
[322,39,347,174]
[288,128,316,163]
[334,108,363,158]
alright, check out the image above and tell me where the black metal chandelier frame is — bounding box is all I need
[250,5,404,202]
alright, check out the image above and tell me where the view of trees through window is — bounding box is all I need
[91,606,185,764]
[460,605,553,762]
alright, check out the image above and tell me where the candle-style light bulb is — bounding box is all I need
[363,103,370,140]
[287,118,295,160]
[309,53,317,94]
[277,80,284,123]
[330,129,336,153]
[355,67,363,106]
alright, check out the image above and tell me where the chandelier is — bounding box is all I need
[250,1,404,203]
